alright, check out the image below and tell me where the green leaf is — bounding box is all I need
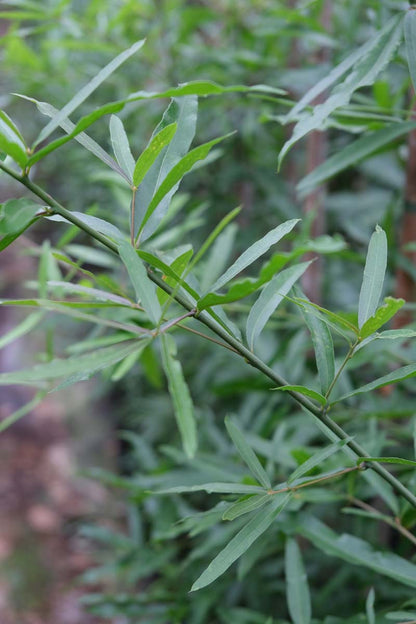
[27,101,125,167]
[294,287,335,394]
[198,253,290,311]
[405,8,416,94]
[0,311,44,350]
[366,588,376,624]
[298,122,416,196]
[273,385,326,406]
[0,110,27,168]
[285,538,311,624]
[290,296,358,336]
[0,199,42,237]
[118,241,161,324]
[298,516,416,588]
[48,211,125,242]
[357,456,416,468]
[138,133,233,236]
[160,334,197,459]
[246,261,310,350]
[191,494,291,591]
[225,416,271,489]
[134,96,198,239]
[359,297,405,338]
[287,439,350,484]
[128,81,285,101]
[155,483,267,495]
[21,96,127,179]
[279,14,404,166]
[0,340,147,387]
[206,219,300,295]
[110,114,135,181]
[0,391,46,433]
[33,39,145,147]
[358,226,387,329]
[335,363,416,403]
[133,123,178,187]
[222,494,271,521]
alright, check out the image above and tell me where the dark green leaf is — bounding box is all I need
[0,110,28,168]
[358,225,388,328]
[273,385,326,406]
[357,457,416,468]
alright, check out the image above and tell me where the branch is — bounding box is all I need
[2,160,416,509]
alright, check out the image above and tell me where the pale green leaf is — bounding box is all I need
[279,14,404,166]
[118,241,161,324]
[222,494,271,521]
[0,340,146,386]
[0,311,44,350]
[366,588,376,624]
[155,483,266,495]
[191,494,291,591]
[358,226,387,329]
[133,123,178,187]
[160,334,197,458]
[225,416,271,489]
[110,114,135,180]
[335,363,416,403]
[359,297,405,338]
[285,538,311,624]
[47,211,125,242]
[298,122,416,196]
[207,219,300,296]
[294,287,335,394]
[298,516,416,588]
[34,39,145,146]
[246,261,310,350]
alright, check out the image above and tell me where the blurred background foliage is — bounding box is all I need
[1,1,415,623]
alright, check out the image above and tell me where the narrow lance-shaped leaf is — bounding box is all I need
[246,261,310,350]
[273,385,327,406]
[155,483,266,495]
[225,416,271,489]
[358,226,387,328]
[0,110,28,168]
[33,39,145,147]
[357,457,416,468]
[0,340,147,386]
[334,363,416,403]
[294,286,335,395]
[222,494,270,522]
[133,123,178,187]
[191,494,291,591]
[298,122,416,196]
[298,516,416,589]
[138,132,234,236]
[285,538,312,624]
[279,14,404,167]
[206,219,300,296]
[110,114,135,181]
[160,334,197,459]
[0,199,42,243]
[405,8,416,94]
[134,96,198,239]
[118,241,161,324]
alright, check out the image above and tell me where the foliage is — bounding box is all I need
[1,1,416,623]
